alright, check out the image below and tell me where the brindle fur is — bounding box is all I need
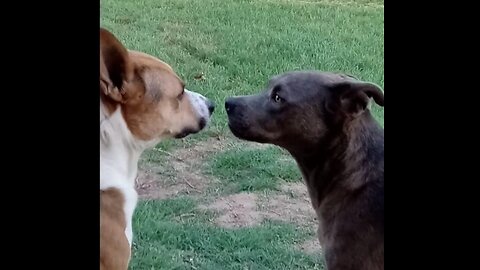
[225,71,384,270]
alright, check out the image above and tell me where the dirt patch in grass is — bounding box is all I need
[261,182,317,227]
[136,136,230,199]
[201,182,318,230]
[199,193,262,228]
[297,238,322,254]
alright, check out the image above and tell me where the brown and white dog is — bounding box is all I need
[100,28,214,270]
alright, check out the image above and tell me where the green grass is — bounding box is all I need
[208,146,302,193]
[132,198,323,270]
[101,0,383,268]
[101,0,384,130]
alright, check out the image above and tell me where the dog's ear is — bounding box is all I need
[327,80,384,117]
[100,28,133,103]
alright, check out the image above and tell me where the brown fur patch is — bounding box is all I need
[100,188,130,270]
[100,30,203,142]
[120,51,200,141]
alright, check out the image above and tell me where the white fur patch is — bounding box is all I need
[185,89,211,122]
[100,89,210,248]
[100,104,149,247]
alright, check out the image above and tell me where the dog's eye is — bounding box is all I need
[177,90,185,99]
[273,94,283,103]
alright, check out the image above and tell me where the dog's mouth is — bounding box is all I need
[227,121,244,139]
[174,118,207,139]
[174,130,194,139]
[228,118,270,144]
[226,98,272,143]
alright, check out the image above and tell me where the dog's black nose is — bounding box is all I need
[207,100,215,115]
[225,98,236,113]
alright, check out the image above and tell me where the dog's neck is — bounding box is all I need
[288,113,384,208]
[100,102,156,190]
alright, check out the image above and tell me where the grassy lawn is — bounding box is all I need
[101,0,383,269]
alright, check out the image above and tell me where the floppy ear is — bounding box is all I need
[100,28,133,103]
[327,80,384,116]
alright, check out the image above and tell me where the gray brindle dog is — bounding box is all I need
[225,71,384,270]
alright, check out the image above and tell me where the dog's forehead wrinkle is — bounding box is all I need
[142,67,184,98]
[148,88,162,101]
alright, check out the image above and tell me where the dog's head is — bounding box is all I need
[225,71,383,149]
[100,28,214,142]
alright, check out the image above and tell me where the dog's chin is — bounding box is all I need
[228,121,269,144]
[174,130,195,139]
[174,118,208,139]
